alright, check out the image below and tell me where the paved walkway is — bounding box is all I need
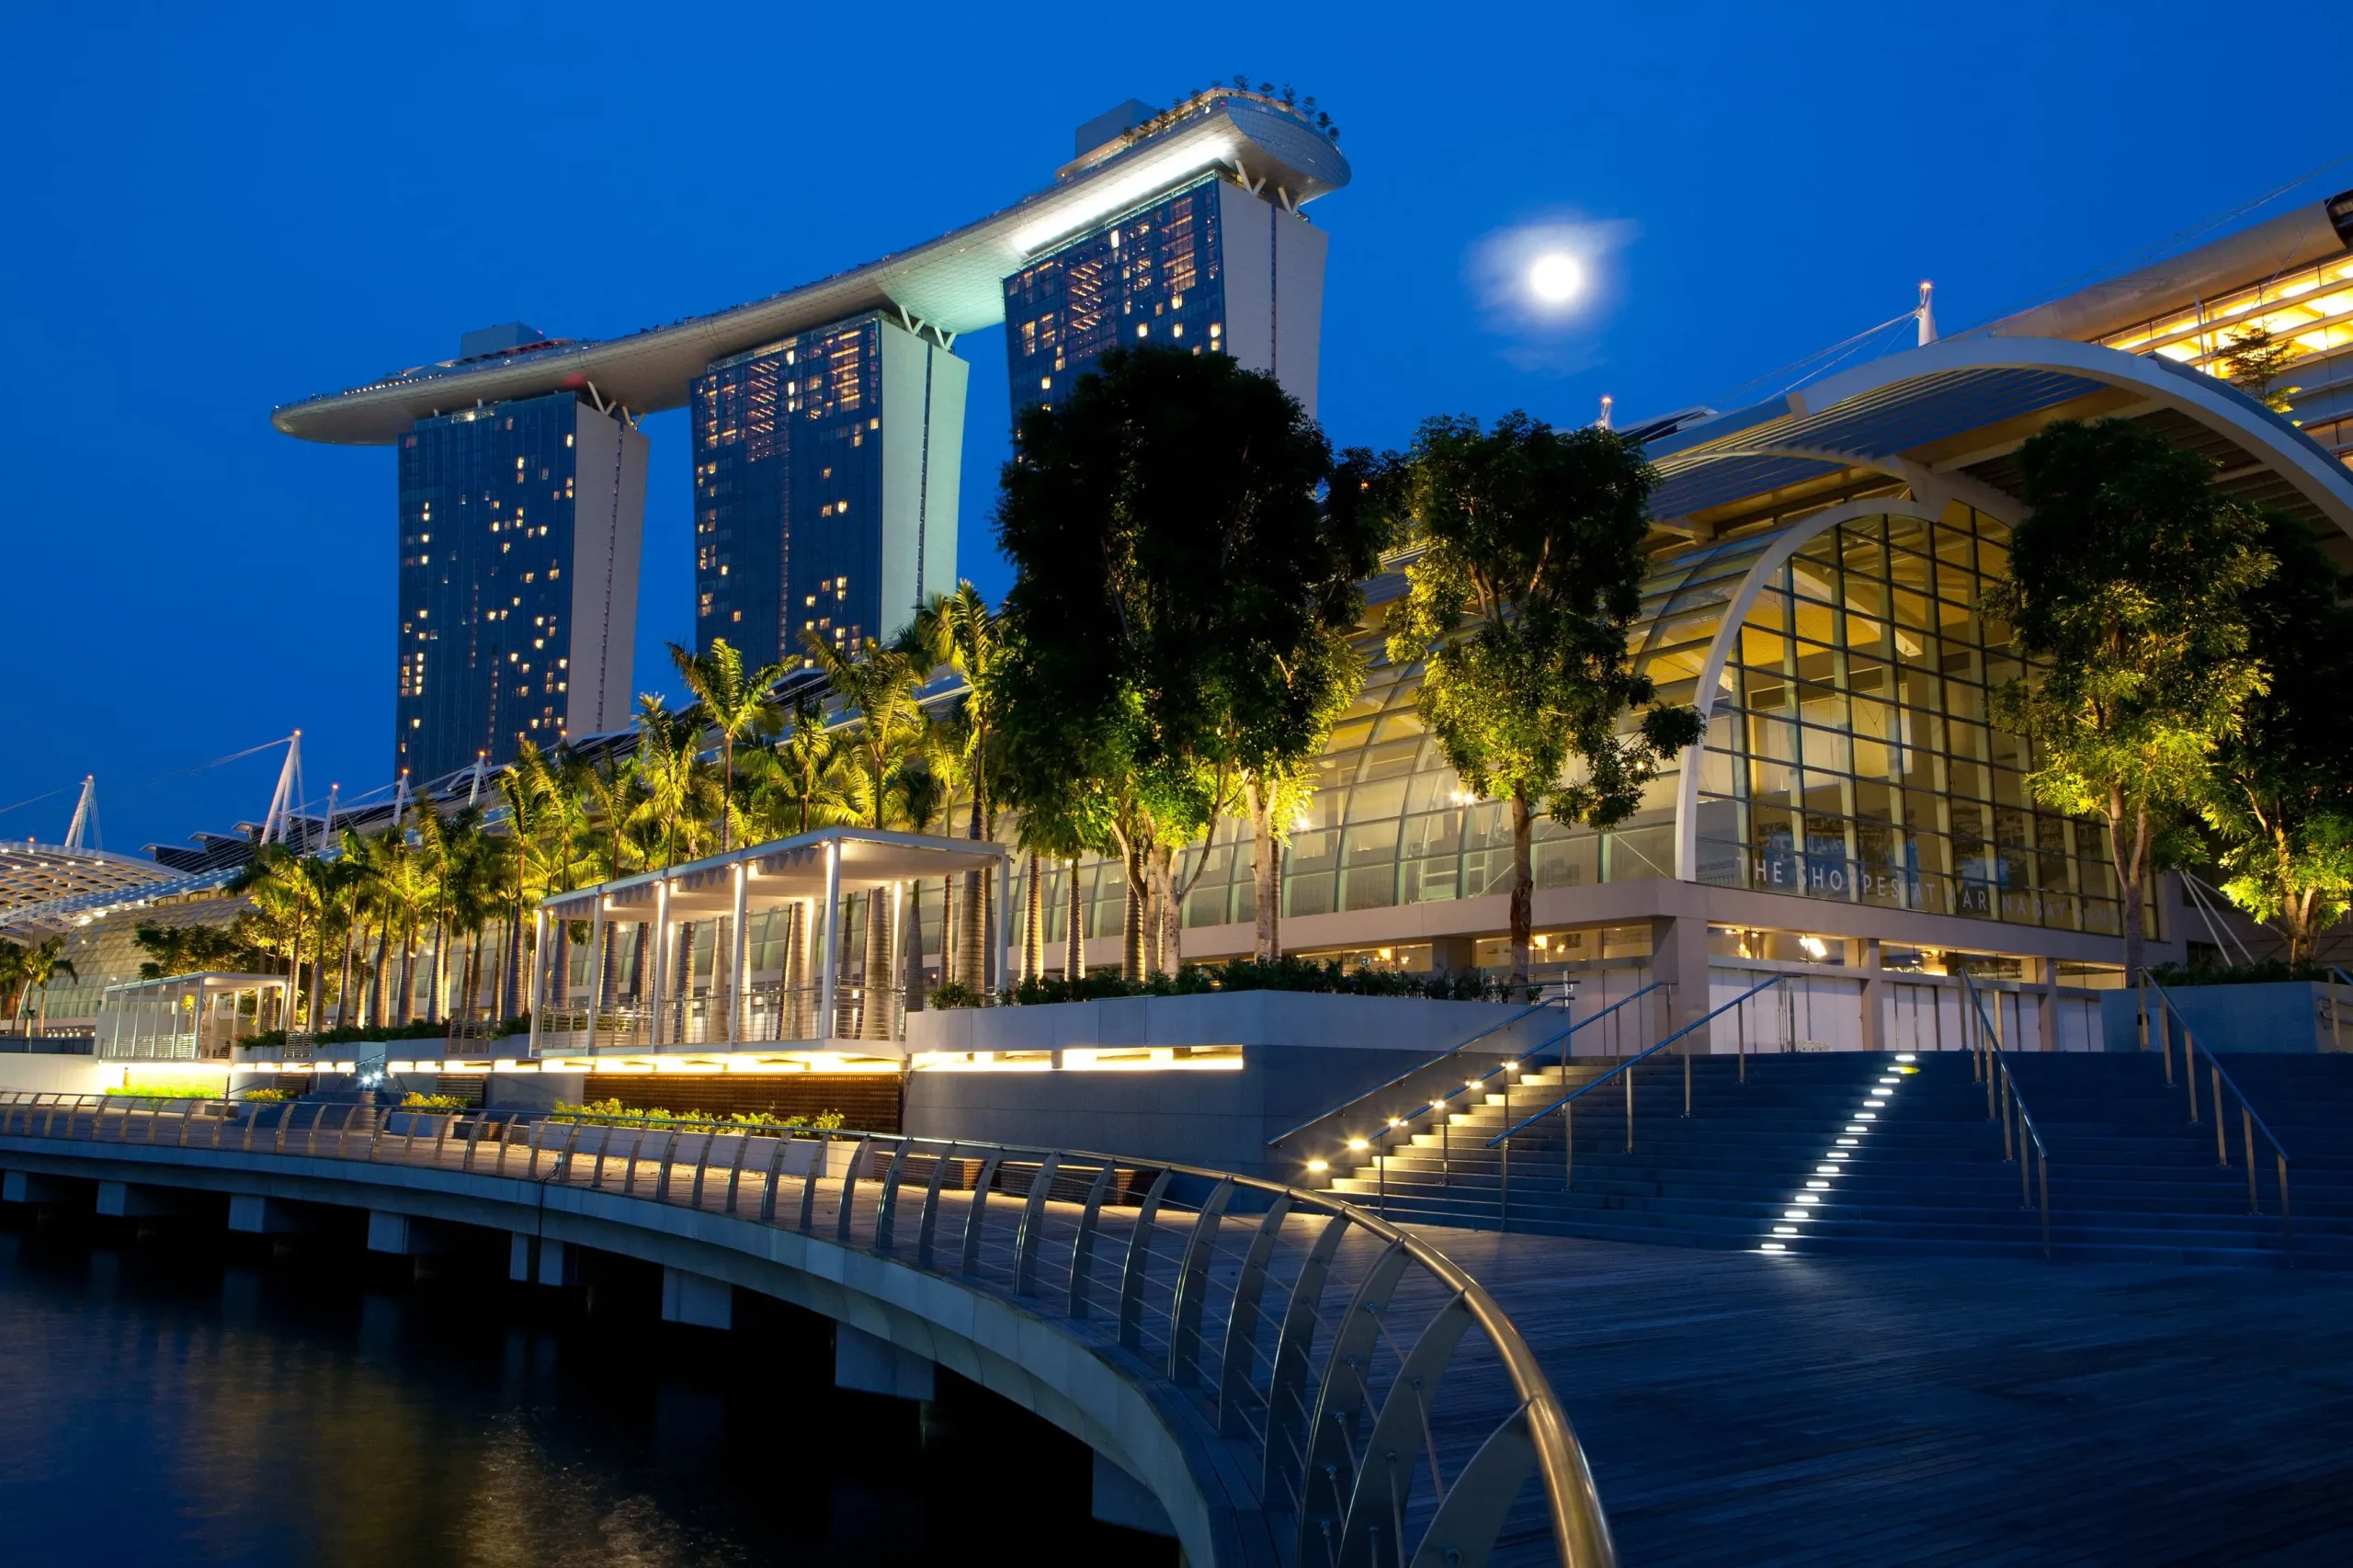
[1416,1229,2353,1565]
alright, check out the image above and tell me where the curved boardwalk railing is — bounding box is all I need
[0,1093,1614,1568]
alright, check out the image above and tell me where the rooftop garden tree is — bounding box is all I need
[1385,412,1703,983]
[1984,416,2271,983]
[2199,509,2353,965]
[995,347,1377,977]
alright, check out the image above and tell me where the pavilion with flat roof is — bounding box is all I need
[527,825,1009,1064]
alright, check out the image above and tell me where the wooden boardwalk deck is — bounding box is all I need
[1413,1227,2353,1565]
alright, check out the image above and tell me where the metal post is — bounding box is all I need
[995,851,1012,1003]
[528,909,547,1059]
[817,841,841,1042]
[2243,1105,2258,1212]
[729,862,749,1044]
[1625,1061,1635,1152]
[649,880,672,1048]
[2278,1154,2294,1267]
[585,902,606,1056]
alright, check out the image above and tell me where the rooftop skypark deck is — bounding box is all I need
[269,89,1350,446]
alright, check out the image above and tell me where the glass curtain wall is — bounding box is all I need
[1687,504,2129,935]
[1003,500,2127,959]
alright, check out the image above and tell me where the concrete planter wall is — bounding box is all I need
[905,992,1565,1179]
[906,990,1552,1058]
[2098,983,2349,1053]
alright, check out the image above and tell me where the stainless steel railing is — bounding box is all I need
[2137,973,2293,1267]
[1271,985,1672,1218]
[0,1091,1616,1567]
[1486,975,1791,1199]
[1958,970,2053,1258]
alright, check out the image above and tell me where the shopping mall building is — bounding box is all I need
[1019,183,2353,1060]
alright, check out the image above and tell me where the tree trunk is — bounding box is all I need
[1149,843,1179,976]
[961,797,985,990]
[396,922,415,1026]
[426,920,447,1024]
[861,891,893,1040]
[1022,853,1043,983]
[1122,846,1146,982]
[2113,793,2150,983]
[1509,790,1535,984]
[781,903,805,1036]
[1065,858,1084,982]
[369,919,391,1028]
[1247,778,1281,960]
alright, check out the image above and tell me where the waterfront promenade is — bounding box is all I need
[1436,1231,2352,1565]
[4,1097,2347,1564]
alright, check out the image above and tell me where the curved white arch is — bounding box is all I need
[1794,335,2353,538]
[1668,497,1947,881]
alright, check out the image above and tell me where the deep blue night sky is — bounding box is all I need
[6,2,2349,858]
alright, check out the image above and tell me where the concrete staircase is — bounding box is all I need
[1313,1050,2350,1267]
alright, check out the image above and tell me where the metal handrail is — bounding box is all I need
[1958,970,2052,1258]
[1265,992,1577,1152]
[0,1090,1616,1567]
[1488,974,1787,1147]
[2140,971,2294,1266]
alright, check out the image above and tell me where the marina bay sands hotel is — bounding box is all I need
[272,90,1349,783]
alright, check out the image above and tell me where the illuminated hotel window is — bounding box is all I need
[1003,175,1223,419]
[692,315,883,667]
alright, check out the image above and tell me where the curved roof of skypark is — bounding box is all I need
[1642,335,2353,540]
[272,91,1350,447]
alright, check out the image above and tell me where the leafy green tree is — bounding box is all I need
[1984,417,2270,982]
[2200,510,2353,964]
[669,636,787,850]
[1385,413,1702,983]
[995,347,1374,974]
[2218,323,2302,415]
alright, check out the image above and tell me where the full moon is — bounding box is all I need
[1529,252,1585,304]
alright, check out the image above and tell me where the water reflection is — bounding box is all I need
[0,1215,1159,1567]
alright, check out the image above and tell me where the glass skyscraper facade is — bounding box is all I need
[395,391,645,781]
[692,312,964,665]
[1004,175,1227,418]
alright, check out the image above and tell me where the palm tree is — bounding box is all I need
[669,637,787,850]
[910,584,1006,989]
[803,633,928,1035]
[630,695,722,869]
[17,936,77,1037]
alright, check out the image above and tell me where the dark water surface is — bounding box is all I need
[0,1210,1165,1566]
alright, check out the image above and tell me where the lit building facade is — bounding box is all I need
[1005,170,1329,420]
[691,312,965,663]
[395,390,646,780]
[1005,187,2353,1056]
